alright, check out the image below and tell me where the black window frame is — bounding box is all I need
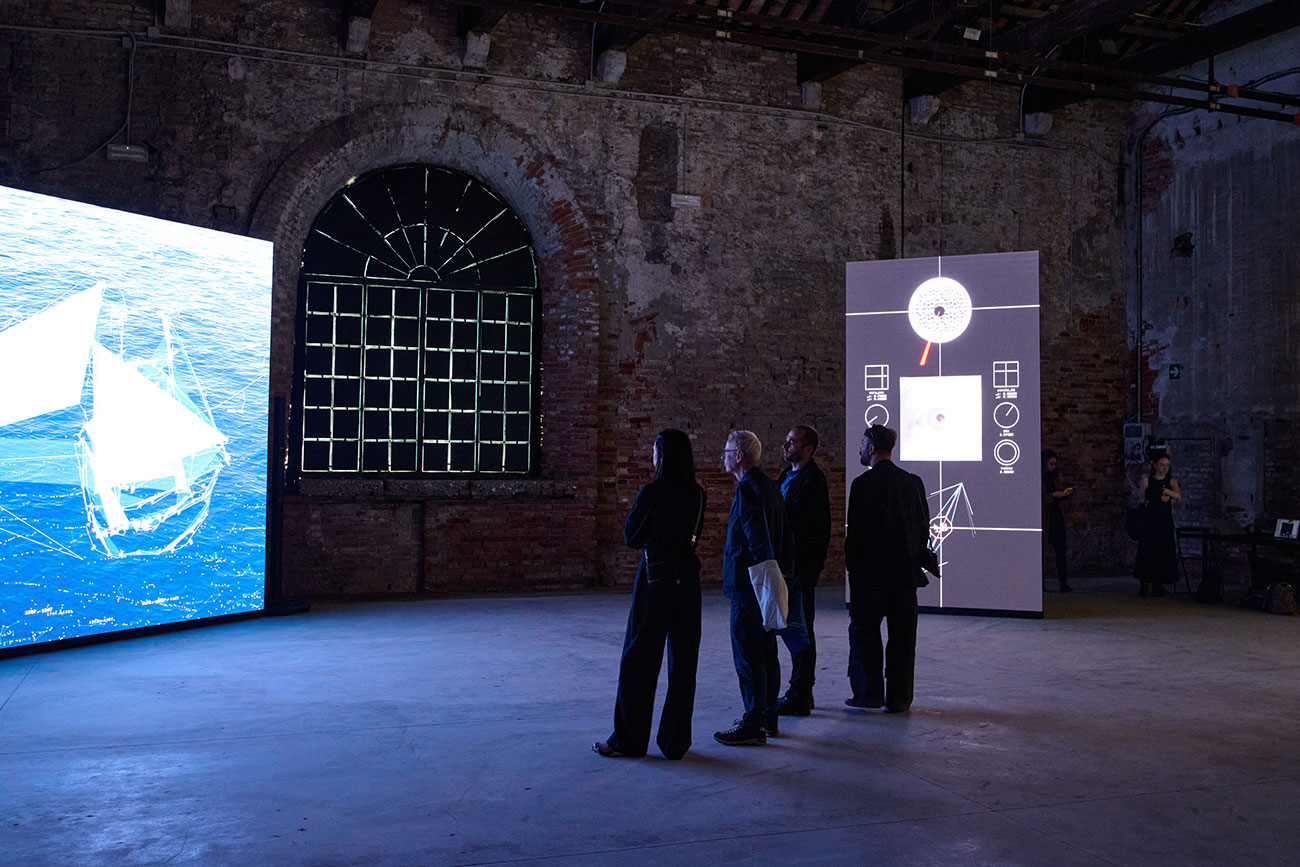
[290,164,540,480]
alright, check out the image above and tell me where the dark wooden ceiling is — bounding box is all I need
[358,0,1300,122]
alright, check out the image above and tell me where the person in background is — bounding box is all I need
[1041,449,1074,593]
[594,429,706,760]
[715,430,795,746]
[1135,453,1181,597]
[775,425,830,717]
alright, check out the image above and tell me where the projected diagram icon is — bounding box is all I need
[0,284,228,558]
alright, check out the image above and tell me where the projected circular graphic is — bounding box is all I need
[930,514,954,544]
[865,404,889,426]
[908,277,972,343]
[994,439,1021,466]
[994,402,1020,428]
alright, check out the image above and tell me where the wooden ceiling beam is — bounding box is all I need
[993,0,1157,55]
[1024,0,1300,115]
[1119,0,1300,74]
[797,0,977,82]
[904,0,1156,97]
[442,0,1297,122]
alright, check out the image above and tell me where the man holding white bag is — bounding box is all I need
[715,430,795,747]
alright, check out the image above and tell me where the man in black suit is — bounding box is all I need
[844,424,931,714]
[715,429,795,746]
[775,425,831,717]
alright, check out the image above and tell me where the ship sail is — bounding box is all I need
[82,341,227,499]
[0,284,229,555]
[0,283,102,427]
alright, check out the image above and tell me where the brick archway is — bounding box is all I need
[250,103,605,595]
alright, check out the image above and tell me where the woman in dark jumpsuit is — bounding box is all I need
[594,429,706,760]
[1041,450,1073,593]
[1135,454,1181,596]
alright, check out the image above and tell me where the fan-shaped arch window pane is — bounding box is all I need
[294,165,538,476]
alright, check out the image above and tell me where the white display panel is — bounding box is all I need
[0,185,271,650]
[846,252,1041,615]
[899,375,982,462]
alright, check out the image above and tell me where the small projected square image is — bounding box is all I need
[899,375,982,462]
[864,364,890,392]
[993,360,1020,389]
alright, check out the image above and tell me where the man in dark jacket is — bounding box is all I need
[716,429,795,746]
[844,424,931,714]
[775,425,831,717]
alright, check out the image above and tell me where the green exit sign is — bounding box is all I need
[1169,364,1182,380]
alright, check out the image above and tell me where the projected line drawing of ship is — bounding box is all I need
[0,283,229,558]
[928,481,975,552]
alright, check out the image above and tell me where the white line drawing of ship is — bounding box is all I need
[928,481,975,552]
[0,283,228,558]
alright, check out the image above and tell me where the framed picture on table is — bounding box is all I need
[1275,519,1299,540]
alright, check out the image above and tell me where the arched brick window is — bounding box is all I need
[292,164,539,476]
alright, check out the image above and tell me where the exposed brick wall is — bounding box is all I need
[0,0,1136,592]
[1261,420,1299,526]
[0,41,10,146]
[1133,29,1300,531]
[1157,436,1218,531]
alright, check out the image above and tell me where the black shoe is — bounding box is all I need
[844,696,883,710]
[592,740,633,758]
[1139,583,1150,597]
[713,719,766,746]
[1059,583,1074,593]
[1151,583,1167,597]
[762,711,779,736]
[883,704,911,714]
[777,693,812,716]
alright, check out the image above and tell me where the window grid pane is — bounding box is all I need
[423,288,481,473]
[300,282,362,472]
[482,292,533,474]
[296,165,537,477]
[358,285,421,472]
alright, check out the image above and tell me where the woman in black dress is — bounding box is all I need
[594,429,706,760]
[1041,450,1074,593]
[1135,454,1182,596]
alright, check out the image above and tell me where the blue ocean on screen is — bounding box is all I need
[0,185,272,649]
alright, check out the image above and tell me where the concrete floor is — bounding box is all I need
[2,578,1299,866]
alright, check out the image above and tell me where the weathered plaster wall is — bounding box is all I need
[0,0,1133,591]
[1133,23,1300,531]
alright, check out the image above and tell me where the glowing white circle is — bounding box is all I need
[908,277,972,343]
[994,439,1021,466]
[864,404,889,426]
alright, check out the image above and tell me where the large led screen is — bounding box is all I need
[0,185,271,650]
[846,252,1041,615]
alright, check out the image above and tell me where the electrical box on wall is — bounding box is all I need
[1124,422,1151,462]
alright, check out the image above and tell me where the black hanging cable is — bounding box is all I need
[900,88,906,259]
[25,30,137,178]
[938,129,944,258]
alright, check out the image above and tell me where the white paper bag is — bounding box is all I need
[748,559,788,630]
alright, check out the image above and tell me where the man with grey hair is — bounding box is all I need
[716,430,795,746]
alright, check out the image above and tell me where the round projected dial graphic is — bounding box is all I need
[908,277,972,343]
[865,404,889,426]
